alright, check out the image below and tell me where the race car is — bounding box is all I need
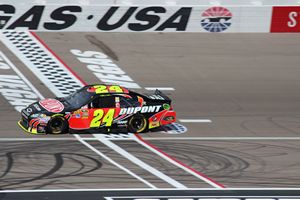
[18,84,176,134]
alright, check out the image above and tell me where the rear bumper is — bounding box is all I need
[160,110,176,126]
[149,110,176,129]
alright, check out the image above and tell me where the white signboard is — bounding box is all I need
[0,3,272,32]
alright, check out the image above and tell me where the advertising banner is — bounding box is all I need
[0,4,272,32]
[271,6,300,32]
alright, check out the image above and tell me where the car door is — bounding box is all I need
[69,95,120,130]
[89,95,120,129]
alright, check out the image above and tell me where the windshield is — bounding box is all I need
[63,88,94,109]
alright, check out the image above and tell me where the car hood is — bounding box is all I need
[22,98,72,118]
[38,98,65,113]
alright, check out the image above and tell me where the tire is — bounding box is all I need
[46,116,68,134]
[128,114,147,133]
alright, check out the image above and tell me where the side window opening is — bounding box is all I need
[119,96,139,108]
[91,96,115,108]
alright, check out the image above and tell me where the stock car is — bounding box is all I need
[18,84,176,134]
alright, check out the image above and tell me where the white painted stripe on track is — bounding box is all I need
[104,194,300,200]
[141,137,300,140]
[105,195,300,200]
[179,119,212,123]
[0,51,44,100]
[132,134,223,188]
[74,134,157,189]
[94,134,187,189]
[2,136,300,141]
[0,138,77,141]
[1,188,300,193]
[145,87,175,91]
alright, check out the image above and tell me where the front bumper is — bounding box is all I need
[18,117,46,134]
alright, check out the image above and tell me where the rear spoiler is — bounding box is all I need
[154,89,171,101]
[143,89,172,102]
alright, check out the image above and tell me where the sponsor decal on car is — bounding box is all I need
[26,107,33,113]
[82,109,89,118]
[149,94,164,100]
[119,105,162,115]
[163,103,170,110]
[271,6,300,32]
[21,110,29,119]
[33,103,41,111]
[39,98,64,113]
[117,120,128,125]
[200,6,232,32]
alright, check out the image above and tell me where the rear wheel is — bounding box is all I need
[128,114,147,133]
[46,116,68,134]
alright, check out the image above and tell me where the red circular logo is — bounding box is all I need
[39,99,64,113]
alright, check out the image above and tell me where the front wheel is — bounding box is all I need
[128,114,147,133]
[46,116,68,134]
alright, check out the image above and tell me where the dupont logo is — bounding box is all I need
[200,6,232,32]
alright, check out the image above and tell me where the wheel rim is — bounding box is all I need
[131,116,146,132]
[50,118,63,134]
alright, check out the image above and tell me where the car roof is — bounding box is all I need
[86,84,130,95]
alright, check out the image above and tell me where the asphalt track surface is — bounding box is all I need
[0,32,300,194]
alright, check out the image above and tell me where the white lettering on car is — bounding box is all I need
[119,105,161,115]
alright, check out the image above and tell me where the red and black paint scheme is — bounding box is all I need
[18,84,176,134]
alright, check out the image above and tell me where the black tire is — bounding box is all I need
[46,116,68,134]
[128,114,148,133]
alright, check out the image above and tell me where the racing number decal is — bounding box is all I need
[94,85,123,94]
[90,109,104,128]
[94,85,108,94]
[109,85,123,93]
[102,109,115,126]
[90,109,115,128]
